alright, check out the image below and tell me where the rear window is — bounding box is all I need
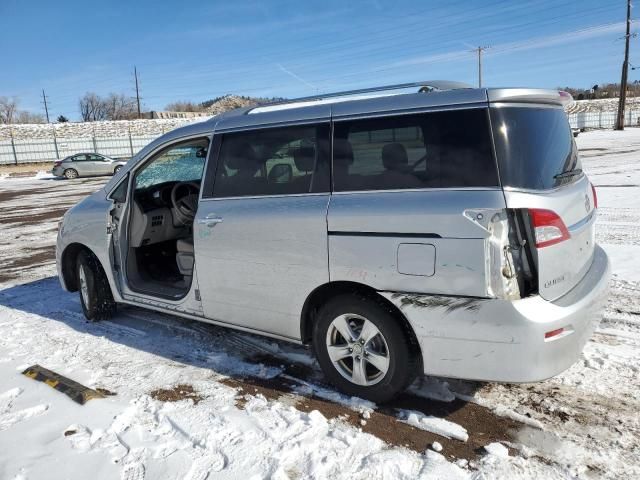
[332,109,499,191]
[491,107,581,190]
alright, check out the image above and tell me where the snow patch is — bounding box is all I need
[397,409,468,442]
[484,442,509,458]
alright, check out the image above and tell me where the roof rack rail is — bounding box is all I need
[248,80,473,112]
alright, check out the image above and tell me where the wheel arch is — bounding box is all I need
[60,243,97,292]
[300,281,422,364]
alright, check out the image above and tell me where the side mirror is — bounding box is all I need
[268,163,293,183]
[196,148,207,158]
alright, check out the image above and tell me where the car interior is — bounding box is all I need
[125,138,209,299]
[212,126,322,197]
[333,110,496,191]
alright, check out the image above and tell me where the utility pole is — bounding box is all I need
[41,89,50,123]
[134,66,141,119]
[474,46,490,88]
[616,0,632,130]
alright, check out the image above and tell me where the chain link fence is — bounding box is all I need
[0,119,203,165]
[567,110,640,129]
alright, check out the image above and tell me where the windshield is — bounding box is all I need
[491,106,581,190]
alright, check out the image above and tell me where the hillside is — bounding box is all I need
[201,94,285,115]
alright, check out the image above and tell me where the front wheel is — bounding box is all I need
[76,250,116,321]
[114,165,122,175]
[64,168,78,179]
[313,294,419,403]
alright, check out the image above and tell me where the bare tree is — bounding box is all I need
[0,96,19,124]
[165,101,204,112]
[104,93,137,120]
[13,111,45,124]
[80,92,138,121]
[79,92,108,121]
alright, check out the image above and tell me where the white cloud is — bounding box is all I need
[392,21,630,68]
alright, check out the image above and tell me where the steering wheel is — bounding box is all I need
[171,181,200,225]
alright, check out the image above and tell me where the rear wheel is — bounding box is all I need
[76,250,116,321]
[64,168,78,179]
[313,294,419,403]
[114,165,122,175]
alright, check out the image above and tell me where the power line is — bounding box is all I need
[134,66,141,119]
[472,46,491,87]
[41,89,50,123]
[616,0,632,130]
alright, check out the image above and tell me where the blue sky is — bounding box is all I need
[1,0,635,120]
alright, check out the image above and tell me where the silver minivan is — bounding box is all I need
[52,153,127,179]
[56,82,610,402]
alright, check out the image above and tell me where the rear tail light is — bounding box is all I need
[591,183,598,209]
[54,161,62,166]
[529,209,570,248]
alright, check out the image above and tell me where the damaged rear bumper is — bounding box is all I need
[381,245,610,383]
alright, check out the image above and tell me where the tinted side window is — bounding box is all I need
[332,109,499,191]
[211,124,329,198]
[73,154,88,162]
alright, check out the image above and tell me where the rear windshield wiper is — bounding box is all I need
[554,168,583,180]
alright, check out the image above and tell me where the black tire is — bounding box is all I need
[76,250,116,321]
[114,165,122,175]
[64,168,78,179]
[313,294,419,403]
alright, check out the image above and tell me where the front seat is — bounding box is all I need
[176,237,194,277]
[291,146,316,191]
[380,142,422,188]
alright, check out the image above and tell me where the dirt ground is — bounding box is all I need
[0,162,54,176]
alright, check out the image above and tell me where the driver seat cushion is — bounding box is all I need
[176,238,194,276]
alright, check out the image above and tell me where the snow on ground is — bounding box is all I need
[0,129,640,479]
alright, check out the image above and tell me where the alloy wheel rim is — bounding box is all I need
[326,313,390,386]
[79,266,89,306]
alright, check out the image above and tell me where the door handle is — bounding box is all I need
[197,215,223,227]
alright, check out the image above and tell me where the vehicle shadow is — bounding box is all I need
[0,277,513,457]
[0,276,485,403]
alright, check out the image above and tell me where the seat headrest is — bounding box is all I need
[224,141,256,170]
[382,143,409,171]
[333,139,354,165]
[293,146,315,172]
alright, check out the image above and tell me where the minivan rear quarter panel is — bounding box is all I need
[328,189,506,297]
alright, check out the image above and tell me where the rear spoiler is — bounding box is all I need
[487,88,574,107]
